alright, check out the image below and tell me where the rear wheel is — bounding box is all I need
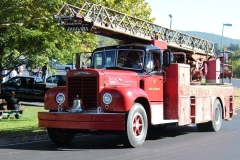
[196,99,222,132]
[47,128,75,144]
[120,103,148,148]
[207,99,222,131]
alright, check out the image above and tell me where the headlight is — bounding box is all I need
[102,93,112,104]
[56,93,65,104]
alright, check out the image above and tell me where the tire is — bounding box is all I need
[196,123,208,132]
[120,103,148,148]
[207,99,222,131]
[65,67,70,72]
[197,99,222,132]
[47,128,75,144]
[147,124,167,140]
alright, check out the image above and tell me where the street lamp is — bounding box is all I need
[221,23,232,51]
[169,14,172,29]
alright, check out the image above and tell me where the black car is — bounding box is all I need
[46,75,66,86]
[1,76,48,101]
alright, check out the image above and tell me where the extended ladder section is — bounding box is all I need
[54,2,215,56]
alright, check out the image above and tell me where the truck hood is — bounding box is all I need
[101,69,139,87]
[68,69,140,88]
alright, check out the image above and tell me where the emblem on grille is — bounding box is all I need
[73,72,91,75]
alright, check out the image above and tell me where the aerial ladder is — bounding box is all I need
[55,2,215,55]
[54,2,216,82]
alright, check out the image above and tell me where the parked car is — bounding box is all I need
[53,63,75,72]
[1,76,50,101]
[46,75,66,88]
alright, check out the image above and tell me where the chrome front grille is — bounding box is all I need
[68,76,98,109]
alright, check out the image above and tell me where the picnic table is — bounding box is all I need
[0,99,23,120]
[0,110,23,119]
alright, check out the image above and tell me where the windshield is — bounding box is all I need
[92,50,116,69]
[92,49,145,70]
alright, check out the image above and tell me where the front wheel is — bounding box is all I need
[47,128,75,144]
[120,103,148,148]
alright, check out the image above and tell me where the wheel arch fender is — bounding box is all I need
[44,87,67,110]
[135,97,151,125]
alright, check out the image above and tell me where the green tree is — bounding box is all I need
[214,43,220,52]
[98,36,118,47]
[232,49,240,78]
[98,0,154,21]
[0,0,153,90]
[228,43,239,52]
[0,0,99,85]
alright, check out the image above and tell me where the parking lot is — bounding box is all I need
[8,66,67,106]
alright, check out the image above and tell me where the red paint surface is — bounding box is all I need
[38,112,125,130]
[163,63,234,125]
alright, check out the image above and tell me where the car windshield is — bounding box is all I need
[35,77,43,83]
[92,49,145,70]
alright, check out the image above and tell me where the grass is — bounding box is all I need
[234,88,240,110]
[0,106,47,137]
[0,88,239,138]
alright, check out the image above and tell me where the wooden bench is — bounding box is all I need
[0,110,23,120]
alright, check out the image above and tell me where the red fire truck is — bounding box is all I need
[38,2,235,148]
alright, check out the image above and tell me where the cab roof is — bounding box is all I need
[93,44,161,52]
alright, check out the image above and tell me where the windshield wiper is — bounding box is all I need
[105,66,120,69]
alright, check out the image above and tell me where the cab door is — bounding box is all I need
[143,49,164,101]
[1,77,21,97]
[143,76,164,101]
[17,77,33,100]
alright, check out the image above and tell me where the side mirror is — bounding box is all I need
[163,49,172,67]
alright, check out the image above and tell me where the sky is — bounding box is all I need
[145,0,240,40]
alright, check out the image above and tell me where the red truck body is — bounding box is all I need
[38,2,235,148]
[38,42,235,148]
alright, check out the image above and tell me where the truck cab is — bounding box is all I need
[44,44,170,111]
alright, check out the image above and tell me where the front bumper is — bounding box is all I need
[38,112,126,130]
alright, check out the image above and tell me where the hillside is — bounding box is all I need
[98,31,240,50]
[181,31,240,47]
